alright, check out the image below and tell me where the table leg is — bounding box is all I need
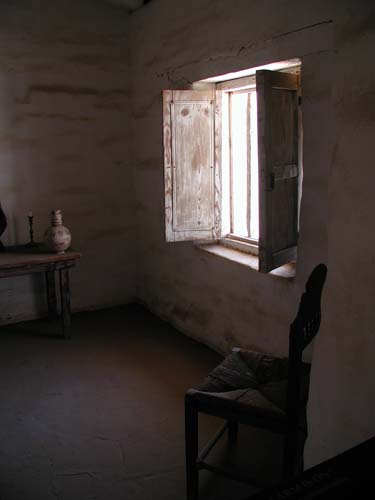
[59,268,71,339]
[46,271,58,320]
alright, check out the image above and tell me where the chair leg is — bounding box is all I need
[283,431,303,480]
[185,394,199,500]
[227,420,239,443]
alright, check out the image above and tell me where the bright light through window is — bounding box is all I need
[250,92,259,240]
[224,89,259,242]
[231,93,248,237]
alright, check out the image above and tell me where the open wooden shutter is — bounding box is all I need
[163,90,221,242]
[256,70,300,273]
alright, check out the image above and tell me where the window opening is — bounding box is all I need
[163,59,301,272]
[224,88,259,242]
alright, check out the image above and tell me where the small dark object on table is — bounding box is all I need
[0,203,7,252]
[26,210,38,248]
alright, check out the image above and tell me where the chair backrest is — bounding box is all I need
[286,264,327,428]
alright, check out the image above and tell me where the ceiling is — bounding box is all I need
[105,0,148,11]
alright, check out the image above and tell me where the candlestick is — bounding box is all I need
[26,210,38,247]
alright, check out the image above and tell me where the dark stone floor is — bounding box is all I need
[0,305,281,500]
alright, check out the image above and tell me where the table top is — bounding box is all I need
[0,244,81,270]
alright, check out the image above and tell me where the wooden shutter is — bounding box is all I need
[256,70,300,273]
[163,90,221,242]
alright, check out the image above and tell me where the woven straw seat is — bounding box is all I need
[197,349,310,420]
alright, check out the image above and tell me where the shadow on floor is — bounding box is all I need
[0,304,282,500]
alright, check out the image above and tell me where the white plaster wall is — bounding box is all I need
[306,0,375,466]
[0,0,135,322]
[130,0,374,467]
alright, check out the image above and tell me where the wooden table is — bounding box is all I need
[0,245,81,339]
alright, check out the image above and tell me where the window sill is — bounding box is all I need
[221,236,259,256]
[196,243,296,279]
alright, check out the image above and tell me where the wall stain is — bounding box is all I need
[88,227,131,241]
[65,54,108,65]
[55,153,83,162]
[98,136,122,147]
[171,304,210,328]
[57,33,127,47]
[137,158,160,170]
[25,63,56,72]
[56,187,90,196]
[17,84,129,104]
[338,12,375,45]
[144,54,163,68]
[94,102,126,110]
[132,92,161,119]
[15,113,95,122]
[336,88,375,125]
[0,136,39,151]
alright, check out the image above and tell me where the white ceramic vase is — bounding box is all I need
[44,209,71,253]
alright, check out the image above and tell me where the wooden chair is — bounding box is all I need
[185,264,327,500]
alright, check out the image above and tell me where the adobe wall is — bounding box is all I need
[0,0,135,321]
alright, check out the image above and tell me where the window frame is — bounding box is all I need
[163,62,302,273]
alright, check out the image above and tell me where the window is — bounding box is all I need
[220,82,259,252]
[163,62,301,273]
